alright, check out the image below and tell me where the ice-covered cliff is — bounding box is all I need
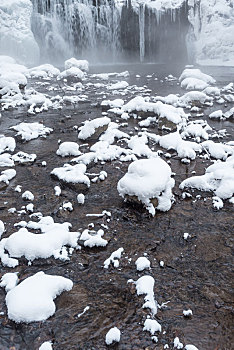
[188,0,234,66]
[0,0,39,64]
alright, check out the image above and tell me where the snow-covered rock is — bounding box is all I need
[5,271,73,322]
[180,155,234,200]
[57,67,85,81]
[105,327,121,345]
[39,341,53,350]
[11,122,53,141]
[0,137,16,154]
[28,64,60,79]
[135,275,157,315]
[104,248,124,269]
[51,163,90,188]
[56,142,81,157]
[78,117,111,140]
[64,58,89,72]
[0,272,18,292]
[79,229,107,248]
[117,158,175,216]
[143,318,161,335]
[135,256,151,271]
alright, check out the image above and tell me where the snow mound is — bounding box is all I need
[5,271,73,322]
[0,137,16,154]
[135,256,151,271]
[179,68,216,84]
[0,272,18,292]
[0,217,79,264]
[57,67,85,81]
[117,158,175,216]
[80,229,108,248]
[135,275,157,315]
[78,117,111,140]
[104,248,124,269]
[28,64,60,79]
[0,169,16,185]
[180,155,234,200]
[181,77,209,91]
[64,58,89,72]
[105,327,121,345]
[39,342,53,350]
[11,122,53,141]
[56,142,81,157]
[51,163,90,187]
[143,318,161,335]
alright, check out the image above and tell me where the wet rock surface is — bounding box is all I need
[0,64,233,350]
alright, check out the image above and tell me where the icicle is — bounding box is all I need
[139,3,145,63]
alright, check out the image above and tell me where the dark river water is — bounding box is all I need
[0,64,233,350]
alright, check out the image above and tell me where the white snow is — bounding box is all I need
[5,271,73,323]
[181,77,209,91]
[0,272,18,292]
[51,163,90,187]
[180,155,234,200]
[22,190,34,201]
[104,248,124,269]
[64,58,89,72]
[11,122,53,141]
[185,345,199,350]
[0,216,79,265]
[39,341,53,350]
[183,309,193,317]
[56,142,81,157]
[0,137,16,154]
[179,69,216,84]
[105,327,121,345]
[54,186,61,196]
[77,193,85,204]
[117,158,175,215]
[0,220,4,239]
[135,275,157,315]
[143,318,161,335]
[0,0,39,64]
[57,67,85,81]
[78,117,111,140]
[174,337,183,349]
[0,169,16,185]
[80,229,107,248]
[135,256,151,271]
[0,153,14,167]
[28,64,60,79]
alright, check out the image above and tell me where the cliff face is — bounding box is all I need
[0,0,40,64]
[188,0,234,65]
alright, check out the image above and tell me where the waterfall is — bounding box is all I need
[139,3,145,62]
[31,0,122,63]
[30,0,189,64]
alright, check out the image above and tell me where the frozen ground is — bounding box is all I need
[0,60,233,349]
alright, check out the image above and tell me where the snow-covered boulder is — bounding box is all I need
[117,158,175,216]
[179,68,216,84]
[181,77,209,91]
[56,142,81,157]
[105,327,121,345]
[51,163,90,189]
[28,64,60,79]
[5,271,73,322]
[64,58,89,72]
[11,122,53,141]
[180,155,234,200]
[57,67,85,82]
[0,0,39,64]
[78,117,111,140]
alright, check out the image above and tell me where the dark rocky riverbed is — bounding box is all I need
[0,64,233,350]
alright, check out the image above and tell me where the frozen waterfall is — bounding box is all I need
[30,0,189,63]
